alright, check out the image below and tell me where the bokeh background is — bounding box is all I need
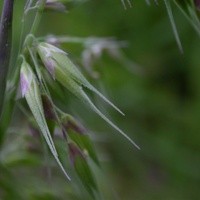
[1,0,200,199]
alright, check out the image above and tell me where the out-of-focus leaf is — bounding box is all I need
[164,0,183,52]
[174,0,195,12]
[173,0,200,35]
[195,0,200,10]
[3,152,41,167]
[0,166,23,199]
[68,143,98,197]
[121,0,132,9]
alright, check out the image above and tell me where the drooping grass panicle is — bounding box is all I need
[37,42,140,150]
[37,42,124,115]
[53,53,125,116]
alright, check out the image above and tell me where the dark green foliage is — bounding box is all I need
[1,0,200,199]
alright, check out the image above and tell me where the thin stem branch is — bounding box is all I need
[30,0,47,35]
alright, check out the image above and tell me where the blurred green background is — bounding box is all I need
[1,0,200,199]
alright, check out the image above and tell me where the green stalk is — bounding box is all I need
[0,0,15,118]
[0,0,47,148]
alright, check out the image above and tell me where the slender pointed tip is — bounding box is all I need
[115,106,125,116]
[130,139,141,150]
[66,175,71,181]
[63,171,71,181]
[62,168,71,180]
[135,143,141,150]
[116,107,125,116]
[61,167,71,181]
[121,131,140,150]
[109,104,125,116]
[179,46,184,54]
[89,85,125,116]
[60,165,71,181]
